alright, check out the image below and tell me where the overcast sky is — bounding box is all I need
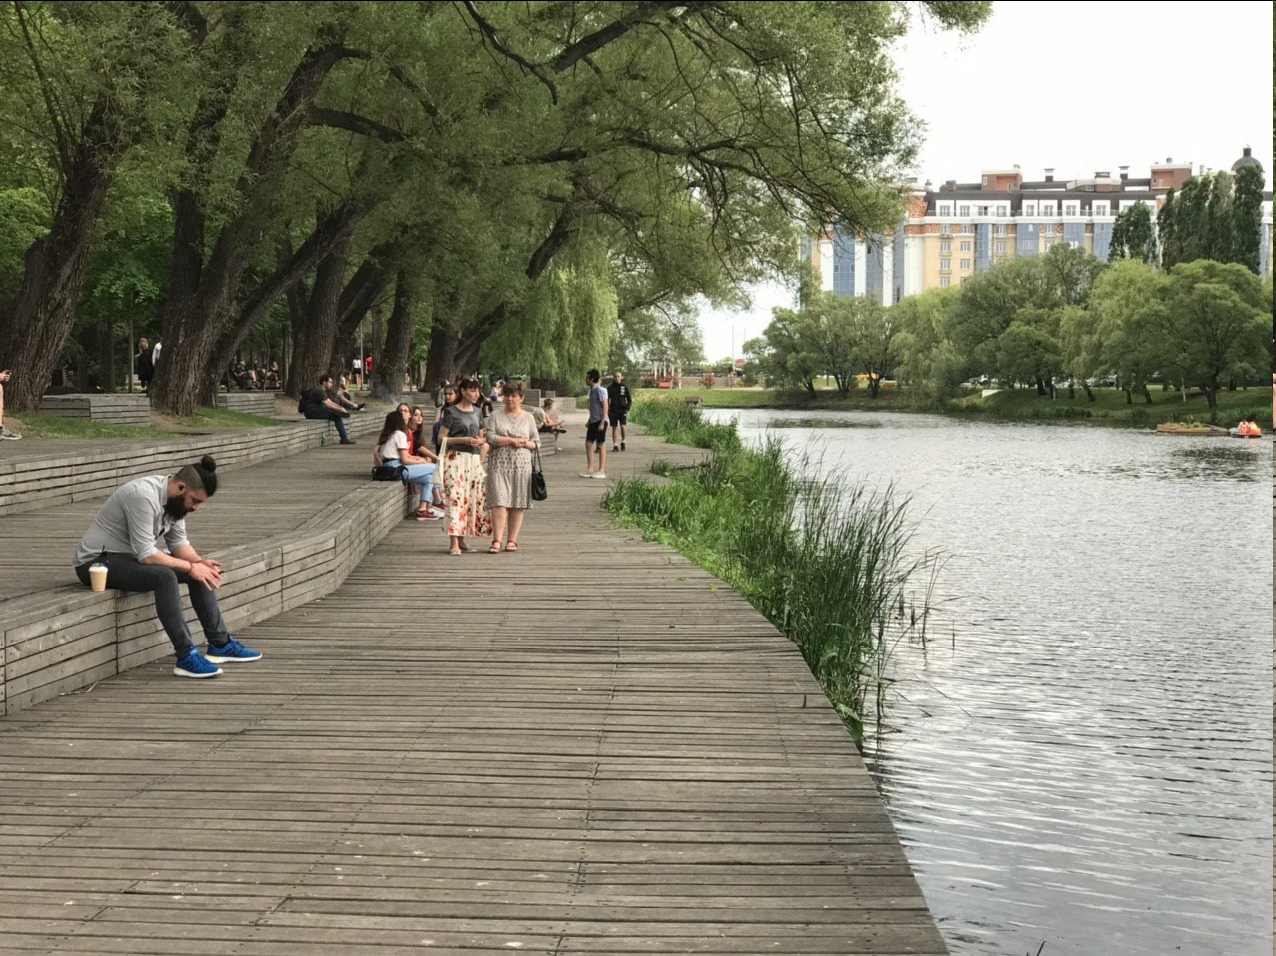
[696,0,1274,362]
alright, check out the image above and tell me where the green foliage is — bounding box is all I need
[611,399,936,740]
[1108,202,1157,263]
[1159,170,1265,273]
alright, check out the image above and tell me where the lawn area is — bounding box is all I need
[8,406,287,440]
[632,384,914,410]
[950,384,1272,426]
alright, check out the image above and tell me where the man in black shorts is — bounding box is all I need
[607,370,632,452]
[580,368,610,479]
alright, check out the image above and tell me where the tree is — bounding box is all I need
[1107,202,1157,264]
[890,286,962,401]
[1157,170,1265,274]
[1231,162,1264,275]
[1158,260,1268,415]
[1087,260,1169,404]
[846,298,898,397]
[0,1,190,411]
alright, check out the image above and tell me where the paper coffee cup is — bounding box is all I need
[89,564,108,592]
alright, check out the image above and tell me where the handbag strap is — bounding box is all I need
[532,443,543,472]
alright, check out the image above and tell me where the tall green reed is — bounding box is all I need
[608,399,937,742]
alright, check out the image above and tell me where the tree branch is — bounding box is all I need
[308,106,406,142]
[459,0,559,104]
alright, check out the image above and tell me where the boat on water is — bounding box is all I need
[1228,420,1264,438]
[1156,423,1230,436]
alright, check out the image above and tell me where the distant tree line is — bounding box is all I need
[748,196,1272,415]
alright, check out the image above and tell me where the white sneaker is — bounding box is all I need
[578,472,595,478]
[0,426,21,440]
[591,473,608,480]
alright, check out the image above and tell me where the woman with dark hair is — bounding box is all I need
[483,380,539,553]
[432,385,457,451]
[437,377,491,554]
[135,339,154,391]
[377,410,443,520]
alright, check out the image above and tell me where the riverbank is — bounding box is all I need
[603,399,935,743]
[636,383,1272,428]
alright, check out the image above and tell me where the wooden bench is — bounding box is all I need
[216,391,278,416]
[38,393,151,425]
[0,414,383,517]
[0,481,408,716]
[684,395,702,406]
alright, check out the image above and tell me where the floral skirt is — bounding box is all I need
[443,451,490,538]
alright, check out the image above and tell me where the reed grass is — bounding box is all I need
[606,398,937,742]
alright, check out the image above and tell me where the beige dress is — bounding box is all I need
[485,409,539,509]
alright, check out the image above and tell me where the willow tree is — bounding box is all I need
[416,0,990,385]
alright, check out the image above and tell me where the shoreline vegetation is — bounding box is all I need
[603,399,939,744]
[636,383,1272,428]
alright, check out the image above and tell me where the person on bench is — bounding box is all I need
[300,373,355,444]
[0,369,20,440]
[72,454,261,679]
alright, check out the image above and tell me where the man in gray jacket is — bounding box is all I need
[73,454,261,679]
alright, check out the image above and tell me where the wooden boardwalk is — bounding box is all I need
[0,428,947,954]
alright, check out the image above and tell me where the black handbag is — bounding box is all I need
[372,463,407,482]
[530,445,547,501]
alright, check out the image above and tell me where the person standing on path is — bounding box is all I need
[0,369,21,440]
[607,370,632,452]
[579,369,609,479]
[72,455,261,678]
[484,380,539,553]
[134,339,154,392]
[438,377,491,555]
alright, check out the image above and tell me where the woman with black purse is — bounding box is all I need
[376,410,443,520]
[482,380,540,553]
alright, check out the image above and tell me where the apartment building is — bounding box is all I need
[804,149,1273,303]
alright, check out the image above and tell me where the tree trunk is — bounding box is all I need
[1123,387,1133,405]
[370,272,415,402]
[1035,376,1046,396]
[290,235,354,395]
[151,35,359,415]
[0,101,121,411]
[425,322,463,390]
[1084,385,1095,402]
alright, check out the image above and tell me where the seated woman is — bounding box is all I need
[539,398,567,434]
[376,409,444,520]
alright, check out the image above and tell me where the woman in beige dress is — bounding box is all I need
[484,380,540,553]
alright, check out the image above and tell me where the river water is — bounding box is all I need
[706,408,1272,956]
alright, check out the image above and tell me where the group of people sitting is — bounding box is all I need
[377,378,545,555]
[229,361,282,391]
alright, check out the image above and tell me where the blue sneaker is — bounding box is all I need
[174,649,223,679]
[204,638,262,663]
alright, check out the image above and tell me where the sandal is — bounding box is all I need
[449,546,462,556]
[487,541,504,554]
[505,542,519,552]
[458,540,473,552]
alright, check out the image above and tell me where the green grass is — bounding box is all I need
[11,406,285,440]
[950,384,1271,426]
[639,382,1272,427]
[605,398,936,743]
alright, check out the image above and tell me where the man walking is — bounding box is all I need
[607,370,632,452]
[579,368,609,479]
[300,373,356,444]
[73,454,261,678]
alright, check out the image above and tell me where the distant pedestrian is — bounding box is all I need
[579,368,609,479]
[134,339,154,391]
[437,377,491,554]
[607,370,632,452]
[300,374,356,444]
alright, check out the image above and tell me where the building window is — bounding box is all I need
[1094,202,1109,216]
[1065,204,1078,216]
[939,276,951,288]
[940,224,950,235]
[1041,203,1055,216]
[940,258,951,270]
[938,204,951,216]
[960,240,971,252]
[940,240,951,253]
[996,241,1006,254]
[960,258,971,270]
[1024,203,1036,216]
[997,205,1007,216]
[995,224,1007,235]
[959,205,970,216]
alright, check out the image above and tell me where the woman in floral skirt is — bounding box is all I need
[437,377,490,554]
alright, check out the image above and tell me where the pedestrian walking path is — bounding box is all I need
[0,426,947,954]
